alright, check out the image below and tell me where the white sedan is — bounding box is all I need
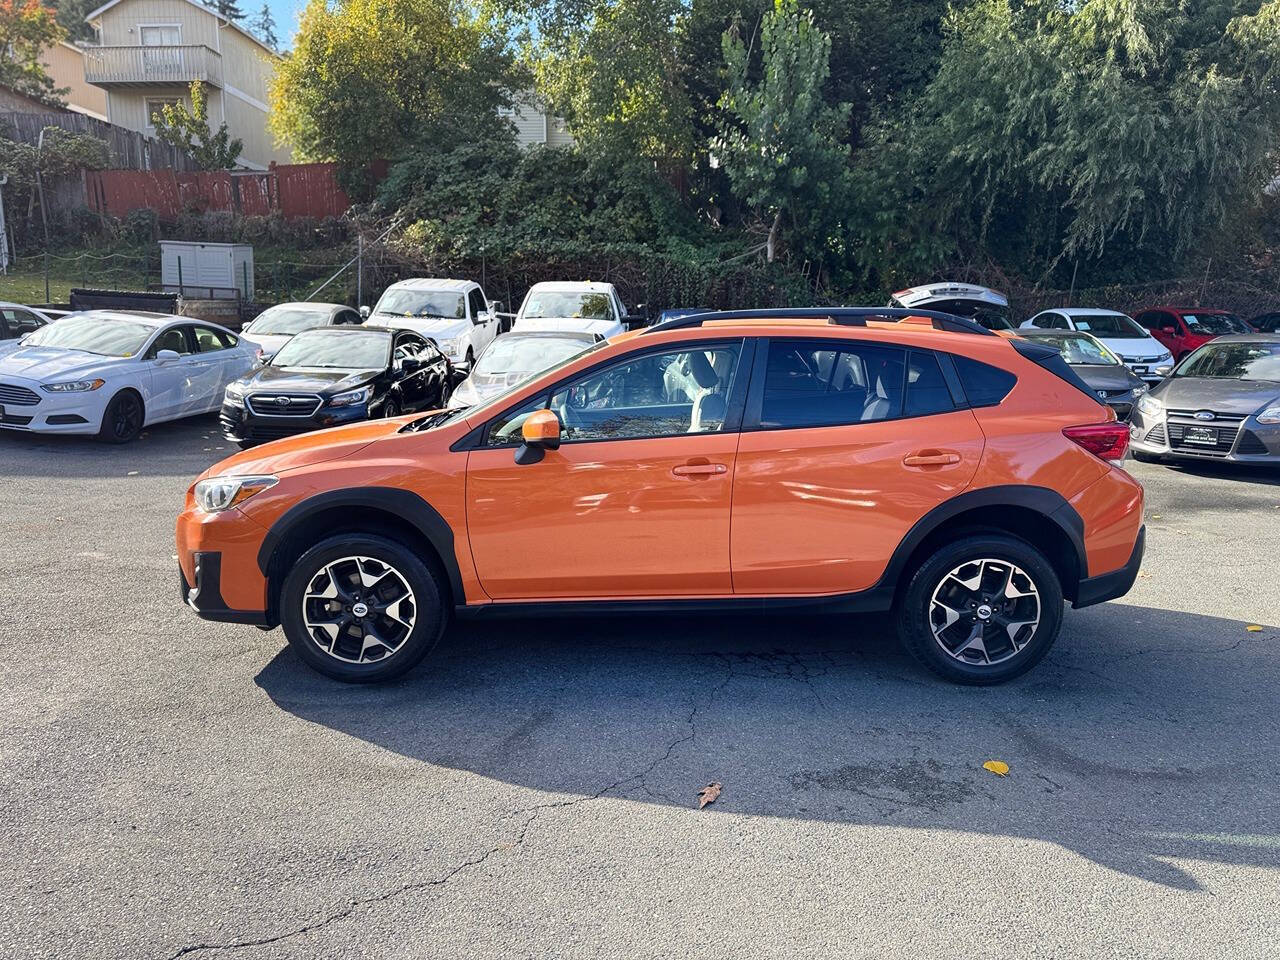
[0,311,258,442]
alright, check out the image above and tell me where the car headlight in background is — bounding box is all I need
[1258,405,1280,425]
[448,378,479,409]
[435,338,458,357]
[42,378,104,393]
[223,382,247,406]
[193,475,277,513]
[1132,383,1149,396]
[327,385,371,407]
[1137,394,1163,418]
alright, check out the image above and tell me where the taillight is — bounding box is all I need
[1063,422,1130,461]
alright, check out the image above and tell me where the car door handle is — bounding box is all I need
[672,462,728,477]
[903,450,961,467]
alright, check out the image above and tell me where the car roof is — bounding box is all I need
[527,281,616,293]
[384,278,475,292]
[1193,333,1280,343]
[1146,305,1234,313]
[1044,307,1132,317]
[68,310,181,327]
[262,302,347,311]
[495,330,598,342]
[893,282,1008,308]
[298,324,394,336]
[1018,328,1099,340]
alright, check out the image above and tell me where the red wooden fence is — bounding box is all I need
[85,162,384,221]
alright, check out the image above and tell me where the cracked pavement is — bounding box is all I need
[2,415,1279,959]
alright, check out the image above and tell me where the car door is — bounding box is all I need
[465,339,750,599]
[1,308,45,340]
[730,339,985,596]
[468,288,497,357]
[187,325,243,414]
[143,324,198,421]
[416,337,451,407]
[391,333,429,409]
[1137,311,1180,356]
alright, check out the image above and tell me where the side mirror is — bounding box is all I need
[359,306,371,320]
[515,409,561,465]
[489,300,503,313]
[622,315,647,330]
[402,356,425,372]
[155,349,181,364]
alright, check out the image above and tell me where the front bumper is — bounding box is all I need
[1074,526,1145,608]
[179,553,271,625]
[1129,410,1280,463]
[220,400,371,443]
[0,378,105,434]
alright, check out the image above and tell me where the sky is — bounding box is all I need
[244,0,305,49]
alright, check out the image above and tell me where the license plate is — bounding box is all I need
[1184,426,1218,445]
[1132,365,1147,374]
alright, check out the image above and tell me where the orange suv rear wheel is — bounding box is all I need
[897,534,1064,684]
[279,535,448,683]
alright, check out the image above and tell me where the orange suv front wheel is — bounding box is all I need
[279,535,448,683]
[897,534,1064,685]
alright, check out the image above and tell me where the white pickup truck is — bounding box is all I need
[363,278,502,368]
[511,281,644,339]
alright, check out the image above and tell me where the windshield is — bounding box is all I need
[1029,333,1120,366]
[521,292,614,320]
[271,330,389,369]
[408,339,610,430]
[1175,342,1280,381]
[247,306,330,336]
[1071,313,1146,338]
[22,315,153,357]
[374,290,465,319]
[1182,313,1237,335]
[473,336,593,378]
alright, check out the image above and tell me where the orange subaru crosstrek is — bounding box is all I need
[176,308,1144,685]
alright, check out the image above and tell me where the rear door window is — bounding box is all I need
[905,351,955,417]
[757,340,905,429]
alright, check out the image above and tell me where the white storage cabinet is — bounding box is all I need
[159,241,254,299]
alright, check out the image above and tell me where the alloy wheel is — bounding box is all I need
[928,558,1041,666]
[302,556,417,664]
[113,395,142,440]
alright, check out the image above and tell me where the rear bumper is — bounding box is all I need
[1073,526,1144,609]
[179,553,272,626]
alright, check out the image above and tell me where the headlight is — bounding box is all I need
[448,379,477,409]
[328,386,371,407]
[224,382,247,406]
[1158,351,1173,364]
[1132,383,1149,396]
[1137,394,1163,418]
[1258,405,1280,425]
[435,338,458,357]
[193,475,277,513]
[42,378,104,393]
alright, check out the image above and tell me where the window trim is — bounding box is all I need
[470,337,755,449]
[145,323,195,359]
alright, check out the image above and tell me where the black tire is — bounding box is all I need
[382,394,401,418]
[896,533,1064,685]
[279,534,448,683]
[97,390,144,443]
[465,348,475,369]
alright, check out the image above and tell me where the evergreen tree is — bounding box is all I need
[250,2,278,49]
[214,0,245,21]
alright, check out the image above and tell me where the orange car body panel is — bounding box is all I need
[176,318,1145,619]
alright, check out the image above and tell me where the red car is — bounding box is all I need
[1132,307,1247,361]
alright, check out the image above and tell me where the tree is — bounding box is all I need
[152,81,244,170]
[528,0,695,168]
[271,0,520,167]
[250,2,278,49]
[48,0,96,42]
[213,0,244,20]
[713,0,849,262]
[0,0,68,105]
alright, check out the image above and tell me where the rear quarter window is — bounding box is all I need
[952,355,1017,407]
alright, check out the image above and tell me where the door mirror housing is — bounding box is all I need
[401,356,425,372]
[154,348,181,364]
[359,305,371,319]
[515,409,561,465]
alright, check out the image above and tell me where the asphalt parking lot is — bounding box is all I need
[2,416,1278,959]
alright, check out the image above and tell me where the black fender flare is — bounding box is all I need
[256,486,464,604]
[874,484,1087,596]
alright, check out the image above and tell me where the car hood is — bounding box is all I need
[202,417,408,479]
[515,317,616,336]
[0,346,127,382]
[241,365,380,394]
[1071,364,1144,391]
[239,332,294,355]
[1094,336,1166,358]
[1154,377,1280,415]
[369,315,468,338]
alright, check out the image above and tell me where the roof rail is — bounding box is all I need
[640,307,996,337]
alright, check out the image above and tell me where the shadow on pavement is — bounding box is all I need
[255,603,1280,892]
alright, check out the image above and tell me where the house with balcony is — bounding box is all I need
[80,0,291,170]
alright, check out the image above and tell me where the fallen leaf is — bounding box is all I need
[983,760,1010,777]
[1246,625,1264,632]
[696,782,722,809]
[1138,572,1151,579]
[126,471,139,476]
[1151,514,1162,520]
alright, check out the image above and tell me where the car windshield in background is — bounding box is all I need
[522,293,613,320]
[1032,333,1120,366]
[1220,314,1253,333]
[22,316,153,357]
[1176,342,1280,381]
[474,336,592,377]
[1182,313,1237,335]
[247,307,330,336]
[271,330,389,369]
[375,291,465,319]
[1071,313,1146,338]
